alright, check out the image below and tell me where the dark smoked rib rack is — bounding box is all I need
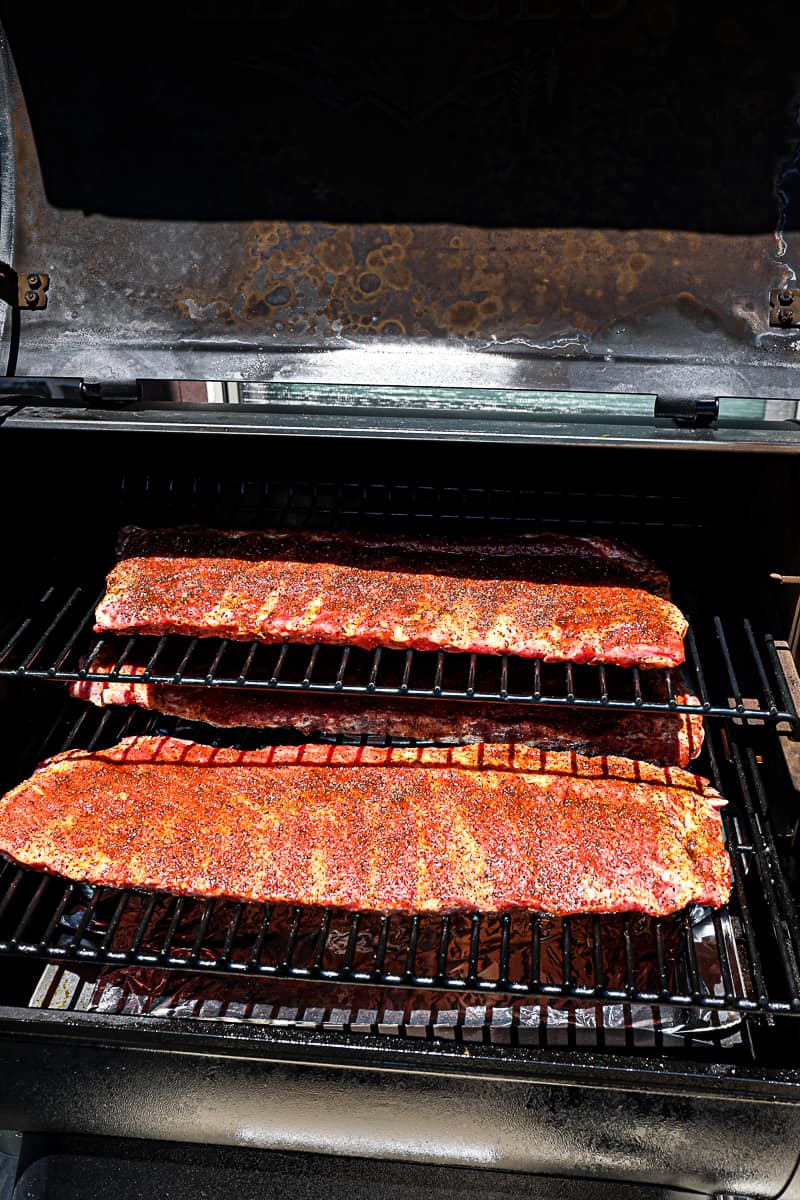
[0,702,799,1014]
[0,580,797,725]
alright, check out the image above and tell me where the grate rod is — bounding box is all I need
[374,914,391,974]
[399,649,413,694]
[268,643,289,686]
[220,903,244,963]
[248,905,273,967]
[302,644,321,688]
[50,591,107,675]
[714,618,745,714]
[433,652,445,696]
[335,647,351,690]
[562,917,573,988]
[19,588,84,673]
[173,638,199,683]
[711,909,738,1004]
[129,895,160,956]
[311,909,333,970]
[80,637,108,676]
[564,663,574,703]
[653,918,670,999]
[467,913,481,985]
[592,914,605,992]
[184,900,216,963]
[499,656,509,699]
[405,915,421,977]
[622,915,637,996]
[684,624,711,711]
[40,883,77,946]
[0,868,25,924]
[341,912,362,974]
[681,911,703,1002]
[65,888,106,953]
[466,654,477,697]
[499,914,512,984]
[367,648,382,692]
[237,641,260,685]
[436,915,451,981]
[530,914,541,990]
[280,906,304,969]
[729,746,800,1006]
[109,637,138,678]
[100,892,132,953]
[159,897,187,958]
[743,621,778,718]
[205,640,231,685]
[143,636,170,679]
[9,874,49,945]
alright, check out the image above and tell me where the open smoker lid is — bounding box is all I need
[1,7,799,409]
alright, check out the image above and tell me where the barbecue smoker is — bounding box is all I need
[1,7,800,1198]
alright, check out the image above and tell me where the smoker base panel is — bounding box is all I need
[6,1138,731,1200]
[3,1027,800,1196]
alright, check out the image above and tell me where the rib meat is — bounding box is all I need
[70,655,704,765]
[94,528,687,668]
[0,738,731,915]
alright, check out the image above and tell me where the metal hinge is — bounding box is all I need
[653,394,719,426]
[81,382,142,407]
[769,286,800,328]
[0,262,49,309]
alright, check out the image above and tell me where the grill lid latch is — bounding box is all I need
[653,394,719,426]
[0,262,49,309]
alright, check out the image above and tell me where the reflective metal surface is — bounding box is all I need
[0,8,799,400]
[3,1017,800,1194]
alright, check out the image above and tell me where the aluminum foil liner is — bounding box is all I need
[28,887,745,1048]
[30,963,743,1048]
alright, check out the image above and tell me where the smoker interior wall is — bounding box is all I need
[4,428,798,578]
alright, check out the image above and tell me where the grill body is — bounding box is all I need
[0,431,799,1194]
[2,6,800,1190]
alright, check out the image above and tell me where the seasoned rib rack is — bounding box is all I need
[94,527,688,667]
[0,696,793,1014]
[0,582,794,726]
[0,738,730,915]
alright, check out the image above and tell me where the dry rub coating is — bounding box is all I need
[94,528,688,669]
[0,739,730,916]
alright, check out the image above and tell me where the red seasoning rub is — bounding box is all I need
[94,528,688,669]
[70,654,704,766]
[0,739,731,916]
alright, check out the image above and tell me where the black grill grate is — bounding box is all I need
[0,580,796,725]
[1,474,798,1015]
[2,473,793,723]
[0,698,799,1014]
